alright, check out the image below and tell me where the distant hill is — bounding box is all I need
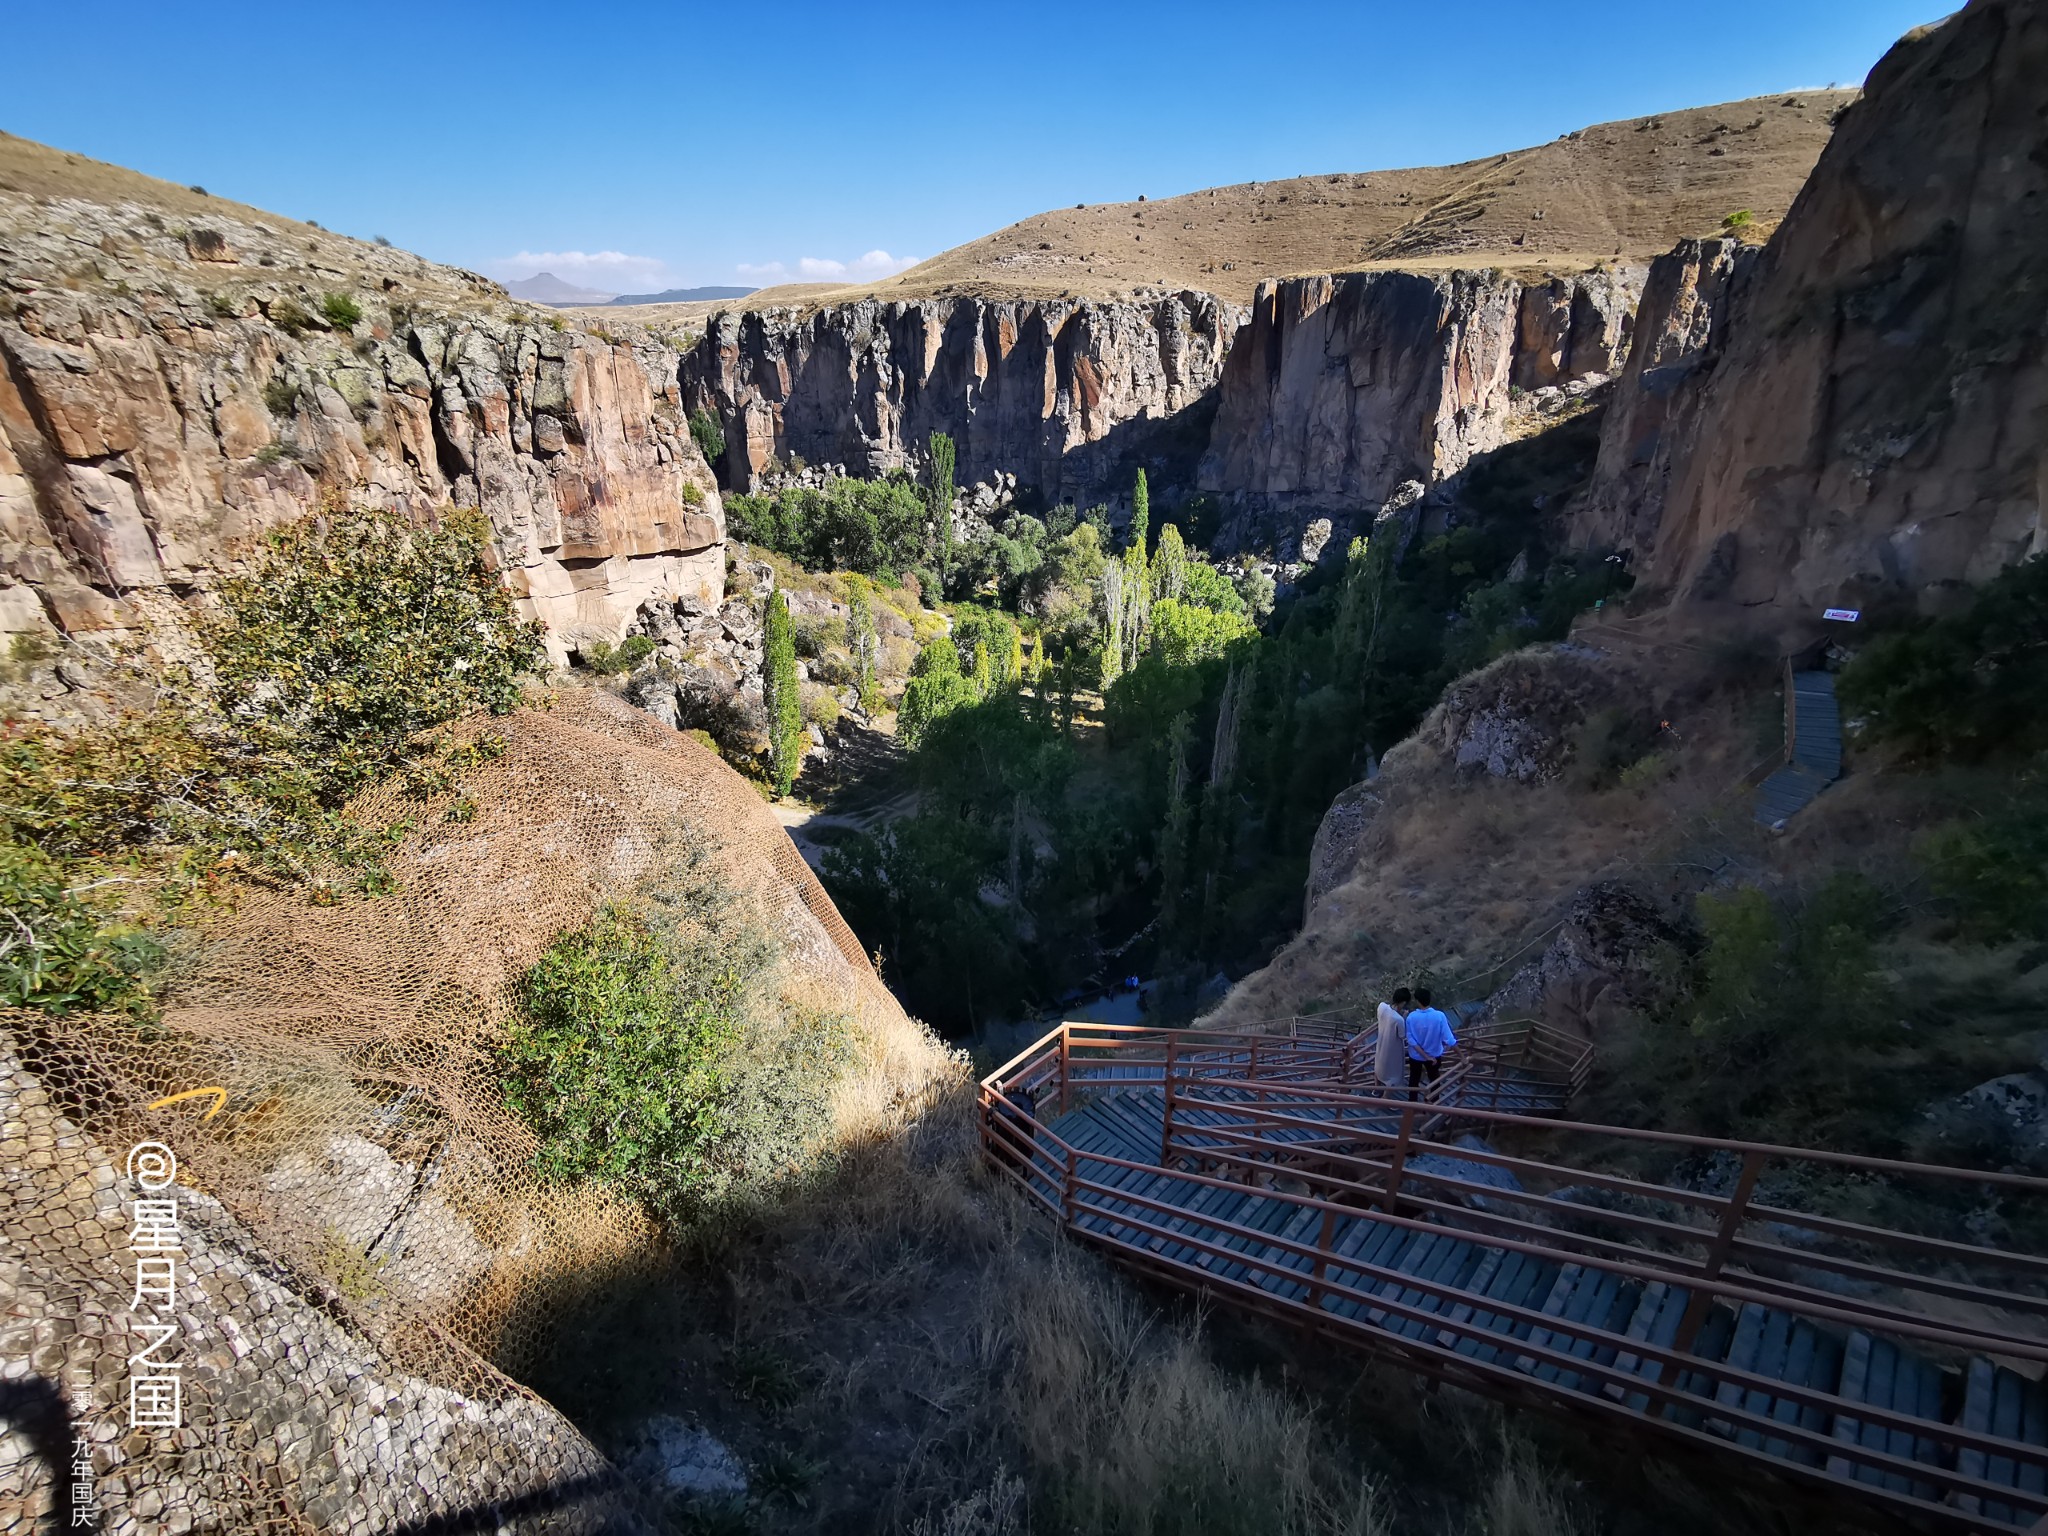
[596,285,755,307]
[758,91,1854,310]
[504,271,616,304]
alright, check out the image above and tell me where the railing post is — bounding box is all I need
[1669,1149,1767,1360]
[1382,1104,1414,1214]
[1160,1035,1178,1166]
[1249,1036,1260,1081]
[1057,1025,1072,1116]
[1061,1142,1078,1228]
[1308,1202,1338,1317]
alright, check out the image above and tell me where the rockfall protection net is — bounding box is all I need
[0,688,918,1534]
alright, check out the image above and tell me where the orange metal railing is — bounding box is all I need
[977,1023,2048,1532]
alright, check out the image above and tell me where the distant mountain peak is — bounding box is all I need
[504,271,617,305]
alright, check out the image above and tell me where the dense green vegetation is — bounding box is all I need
[498,868,850,1222]
[823,413,1626,1031]
[726,475,931,582]
[0,504,546,1011]
[1840,553,2048,761]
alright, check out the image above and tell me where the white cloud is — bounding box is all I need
[736,250,921,286]
[489,250,671,288]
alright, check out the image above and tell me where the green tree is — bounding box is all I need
[688,408,725,468]
[1130,468,1150,560]
[1146,599,1255,667]
[898,638,982,748]
[951,605,1021,689]
[845,576,881,712]
[1156,711,1195,951]
[208,505,546,800]
[763,591,804,796]
[1153,522,1187,604]
[928,432,957,576]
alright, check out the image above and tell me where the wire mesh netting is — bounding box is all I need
[0,688,922,1534]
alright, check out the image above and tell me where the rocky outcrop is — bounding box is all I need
[0,1038,647,1535]
[1197,265,1642,556]
[1569,237,1758,560]
[1391,646,1620,784]
[1304,779,1384,922]
[681,292,1241,505]
[1572,0,2048,631]
[0,189,723,688]
[1475,880,1692,1026]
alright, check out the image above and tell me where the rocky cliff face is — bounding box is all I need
[1197,265,1642,555]
[0,180,722,694]
[681,292,1241,505]
[1568,237,1758,561]
[1573,0,2048,631]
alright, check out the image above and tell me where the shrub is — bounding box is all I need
[1569,706,1660,790]
[791,614,836,660]
[262,378,299,416]
[583,635,656,676]
[498,873,849,1221]
[268,297,313,336]
[1918,789,2048,942]
[1838,554,2048,760]
[320,293,363,331]
[680,480,704,507]
[688,408,725,467]
[804,686,841,729]
[0,840,161,1013]
[1721,209,1755,230]
[207,292,242,319]
[208,506,546,799]
[2,500,550,1014]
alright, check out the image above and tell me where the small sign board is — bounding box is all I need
[1822,608,1861,623]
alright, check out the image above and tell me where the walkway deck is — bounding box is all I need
[981,1024,2048,1533]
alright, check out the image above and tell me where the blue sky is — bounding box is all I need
[7,0,1941,293]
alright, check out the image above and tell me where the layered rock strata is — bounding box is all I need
[681,292,1241,505]
[1573,0,2048,630]
[1196,265,1642,554]
[0,189,722,683]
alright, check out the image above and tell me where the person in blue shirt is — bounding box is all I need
[1403,988,1457,1095]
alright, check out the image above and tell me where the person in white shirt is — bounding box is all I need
[1374,988,1411,1093]
[1403,988,1458,1095]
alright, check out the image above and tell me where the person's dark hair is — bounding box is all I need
[1391,987,1411,1005]
[1414,987,1432,1006]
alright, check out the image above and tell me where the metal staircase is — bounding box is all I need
[980,1024,2048,1532]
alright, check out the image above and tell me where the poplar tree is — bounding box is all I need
[1130,468,1150,560]
[763,590,804,797]
[845,576,880,713]
[1153,522,1187,604]
[1156,711,1194,953]
[928,432,957,578]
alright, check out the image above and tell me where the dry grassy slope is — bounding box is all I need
[0,131,700,347]
[760,91,1853,311]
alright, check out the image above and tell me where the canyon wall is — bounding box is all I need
[1571,0,2048,631]
[0,189,722,686]
[680,292,1242,506]
[1567,237,1759,563]
[1196,265,1642,555]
